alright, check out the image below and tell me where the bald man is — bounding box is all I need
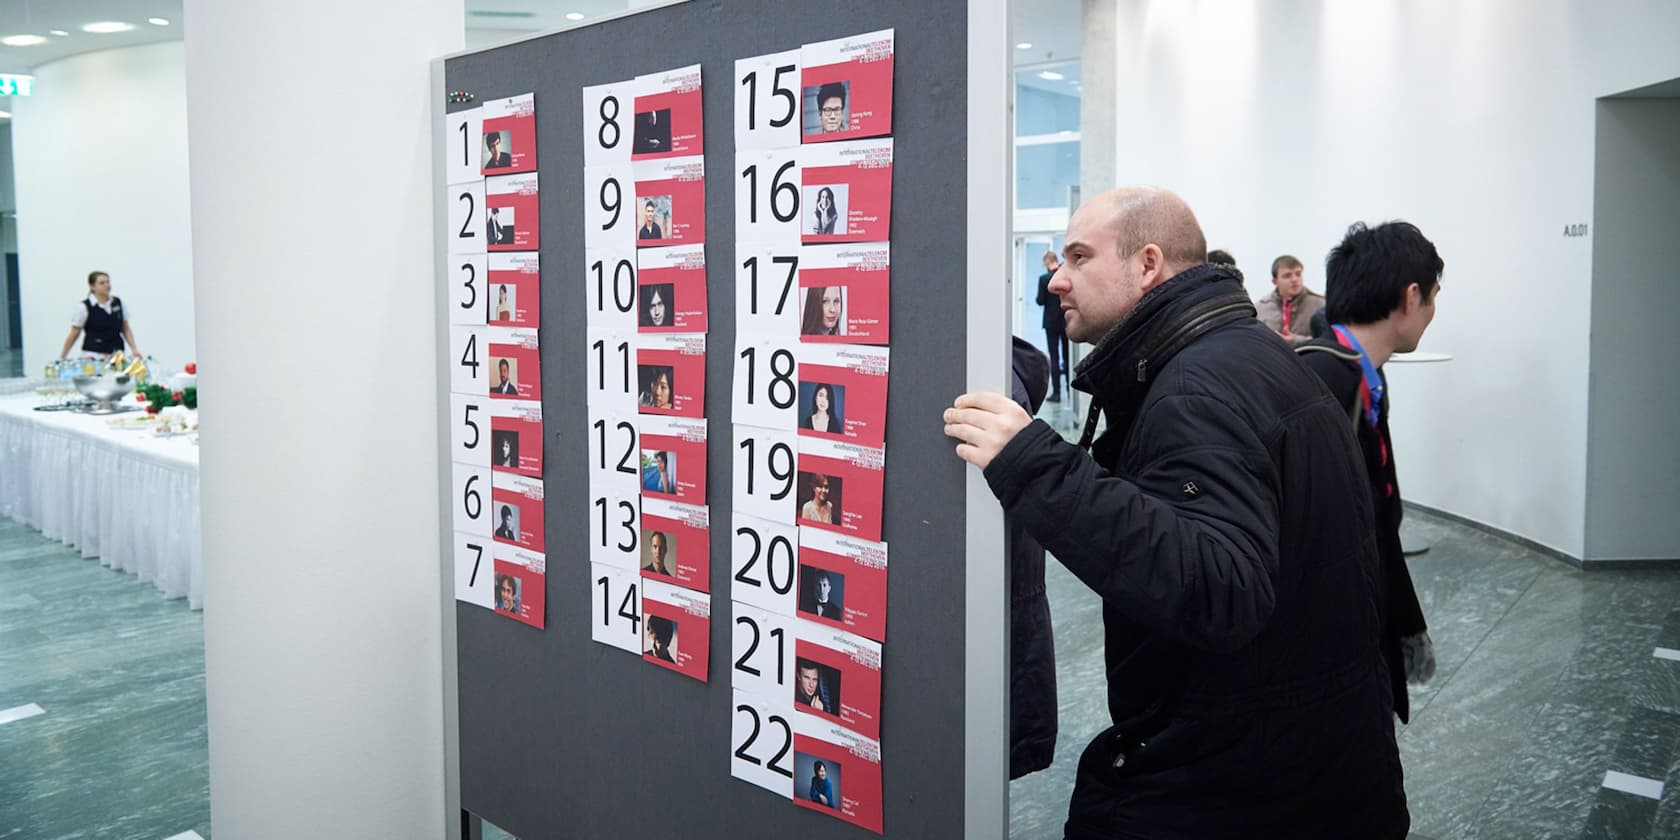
[944,188,1407,838]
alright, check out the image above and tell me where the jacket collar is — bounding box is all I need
[1071,263,1256,445]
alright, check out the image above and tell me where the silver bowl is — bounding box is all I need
[72,373,136,414]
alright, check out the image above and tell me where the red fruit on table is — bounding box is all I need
[146,406,159,415]
[135,394,147,402]
[184,362,198,374]
[171,391,184,402]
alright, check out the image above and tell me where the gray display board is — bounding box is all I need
[444,1,987,836]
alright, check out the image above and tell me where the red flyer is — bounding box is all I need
[800,139,892,244]
[490,472,544,554]
[489,400,542,479]
[633,156,706,247]
[491,544,545,629]
[485,172,540,251]
[637,244,708,334]
[642,578,711,682]
[639,414,707,505]
[481,92,537,174]
[639,496,710,593]
[637,333,706,418]
[486,252,539,327]
[796,437,885,542]
[800,29,894,143]
[793,619,882,740]
[798,527,887,643]
[796,344,889,448]
[798,243,888,345]
[793,715,884,835]
[632,64,704,161]
[487,327,541,402]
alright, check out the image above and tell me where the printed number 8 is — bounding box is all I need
[598,96,620,149]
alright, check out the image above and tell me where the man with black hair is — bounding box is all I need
[816,83,848,134]
[495,505,517,541]
[646,616,676,662]
[1296,220,1442,724]
[484,132,511,168]
[1254,254,1325,345]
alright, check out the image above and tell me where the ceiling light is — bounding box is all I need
[1015,42,1033,50]
[1038,70,1064,81]
[82,21,136,34]
[49,30,69,36]
[565,12,585,20]
[1,34,48,47]
[148,18,170,26]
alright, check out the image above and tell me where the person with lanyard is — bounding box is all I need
[59,271,141,360]
[1296,220,1443,725]
[1254,254,1325,345]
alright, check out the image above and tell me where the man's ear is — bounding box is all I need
[1138,244,1169,290]
[1402,282,1423,314]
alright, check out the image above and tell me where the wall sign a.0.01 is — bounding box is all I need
[1564,224,1589,237]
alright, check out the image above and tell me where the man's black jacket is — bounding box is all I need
[983,265,1408,838]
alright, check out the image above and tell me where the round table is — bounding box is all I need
[1387,351,1453,555]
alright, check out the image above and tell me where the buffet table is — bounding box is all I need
[0,393,202,609]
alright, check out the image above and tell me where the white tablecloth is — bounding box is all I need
[0,393,202,608]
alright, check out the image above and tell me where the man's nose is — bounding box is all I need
[1047,265,1070,295]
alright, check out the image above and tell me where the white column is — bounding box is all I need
[1078,0,1116,196]
[184,2,462,837]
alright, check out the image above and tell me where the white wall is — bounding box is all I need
[185,0,460,835]
[11,42,195,372]
[1584,97,1680,562]
[1096,0,1680,558]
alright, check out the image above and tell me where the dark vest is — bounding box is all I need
[82,297,125,354]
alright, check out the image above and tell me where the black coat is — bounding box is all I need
[1008,336,1057,779]
[1297,337,1429,723]
[1036,269,1066,333]
[984,265,1407,839]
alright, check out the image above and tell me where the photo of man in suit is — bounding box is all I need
[799,567,844,619]
[794,660,833,712]
[484,132,512,168]
[633,108,671,154]
[492,358,519,395]
[486,207,513,245]
[495,504,518,541]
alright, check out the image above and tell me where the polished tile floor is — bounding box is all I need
[4,477,1679,839]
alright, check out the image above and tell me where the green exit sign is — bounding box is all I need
[0,75,35,97]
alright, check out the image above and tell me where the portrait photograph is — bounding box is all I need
[795,471,844,525]
[797,564,846,620]
[633,107,672,155]
[798,381,847,434]
[804,184,849,236]
[490,429,520,469]
[637,195,673,241]
[802,80,851,136]
[794,751,842,810]
[639,282,676,329]
[482,129,513,168]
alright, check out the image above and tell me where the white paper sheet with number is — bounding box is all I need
[586,246,640,336]
[733,339,800,429]
[734,50,802,150]
[444,106,484,185]
[583,79,640,166]
[731,513,799,615]
[446,180,486,255]
[451,462,492,537]
[732,601,797,701]
[731,690,796,798]
[586,330,638,415]
[736,245,802,342]
[588,411,640,482]
[453,530,494,608]
[591,562,643,653]
[449,326,487,396]
[450,392,490,467]
[589,470,641,572]
[583,163,635,250]
[448,253,488,326]
[734,424,800,524]
[735,148,802,247]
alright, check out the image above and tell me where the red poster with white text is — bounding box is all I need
[487,327,541,402]
[796,343,888,448]
[793,619,882,740]
[491,544,545,629]
[800,139,892,244]
[798,243,888,345]
[641,578,710,682]
[637,244,708,334]
[486,173,540,251]
[800,30,894,144]
[487,252,539,327]
[636,333,706,418]
[798,527,887,643]
[793,715,884,835]
[796,437,884,542]
[639,497,710,593]
[489,400,542,479]
[631,65,704,161]
[639,415,707,505]
[633,156,706,247]
[490,472,544,554]
[481,92,537,174]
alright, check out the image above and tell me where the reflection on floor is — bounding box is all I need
[1008,510,1680,839]
[0,516,210,840]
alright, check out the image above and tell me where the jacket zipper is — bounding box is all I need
[1136,301,1252,382]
